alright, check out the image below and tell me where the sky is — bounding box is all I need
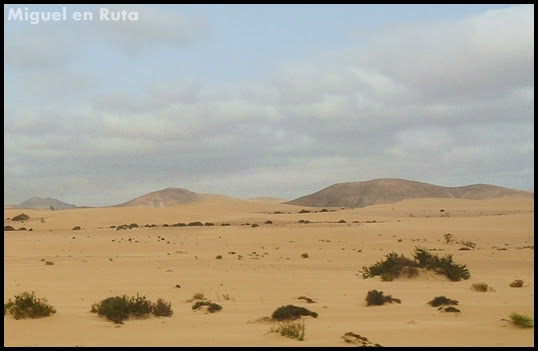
[3,4,534,207]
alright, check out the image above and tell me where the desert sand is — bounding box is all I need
[3,197,534,346]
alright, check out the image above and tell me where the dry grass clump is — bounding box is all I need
[298,296,316,304]
[269,320,305,341]
[4,291,56,319]
[365,290,401,306]
[271,305,318,321]
[471,282,493,292]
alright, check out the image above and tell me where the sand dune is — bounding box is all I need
[3,197,534,346]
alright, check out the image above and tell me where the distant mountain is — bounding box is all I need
[111,187,234,207]
[17,197,77,210]
[285,178,534,208]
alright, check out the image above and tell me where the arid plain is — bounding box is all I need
[4,196,534,346]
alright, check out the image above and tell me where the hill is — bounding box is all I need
[16,197,77,210]
[285,178,533,208]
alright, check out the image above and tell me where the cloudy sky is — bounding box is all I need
[4,4,534,207]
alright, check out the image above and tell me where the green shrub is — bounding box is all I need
[428,296,458,307]
[12,213,30,221]
[301,253,309,258]
[360,252,417,281]
[269,320,305,341]
[45,261,54,265]
[509,313,534,328]
[191,292,206,301]
[271,305,318,321]
[152,298,173,317]
[365,290,401,306]
[187,222,203,226]
[4,291,56,319]
[91,293,172,324]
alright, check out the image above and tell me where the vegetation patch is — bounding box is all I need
[269,320,305,341]
[365,290,401,306]
[192,300,222,313]
[298,296,316,304]
[428,296,458,307]
[4,225,15,231]
[188,221,203,226]
[12,213,30,221]
[360,247,470,282]
[509,279,525,288]
[441,306,461,313]
[271,305,318,321]
[301,252,309,258]
[72,226,81,230]
[91,293,173,324]
[509,313,534,328]
[471,282,491,292]
[4,291,56,319]
[341,332,382,347]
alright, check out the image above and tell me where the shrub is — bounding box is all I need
[152,298,173,317]
[191,292,206,301]
[172,223,186,227]
[360,252,417,281]
[251,223,259,227]
[269,320,305,341]
[320,209,329,212]
[187,222,203,226]
[301,253,309,258]
[299,209,310,213]
[205,222,215,226]
[4,291,56,319]
[471,282,489,292]
[265,220,273,224]
[4,225,15,231]
[73,226,81,230]
[192,300,222,313]
[216,255,223,259]
[365,290,401,306]
[91,293,171,324]
[442,306,461,313]
[12,213,30,221]
[509,313,534,328]
[428,296,458,307]
[509,279,524,288]
[341,332,381,347]
[298,296,316,304]
[128,223,139,229]
[45,261,54,265]
[271,305,318,321]
[338,219,346,223]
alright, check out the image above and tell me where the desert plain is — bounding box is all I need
[3,196,534,346]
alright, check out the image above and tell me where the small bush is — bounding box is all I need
[509,279,524,288]
[12,213,30,221]
[128,223,138,229]
[191,292,206,301]
[172,223,186,227]
[187,222,203,226]
[299,209,310,214]
[205,222,215,226]
[271,305,318,321]
[428,296,458,307]
[152,298,173,317]
[4,291,56,319]
[192,300,222,313]
[301,252,309,258]
[365,290,401,306]
[269,320,305,341]
[298,296,316,304]
[341,332,382,347]
[471,282,489,292]
[216,255,223,259]
[91,293,171,324]
[442,306,461,313]
[45,261,54,265]
[4,225,15,231]
[251,223,259,227]
[265,220,273,224]
[509,313,534,328]
[73,226,81,230]
[18,227,27,231]
[338,219,346,223]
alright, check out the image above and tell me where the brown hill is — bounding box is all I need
[285,178,533,208]
[113,187,201,207]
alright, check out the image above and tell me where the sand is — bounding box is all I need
[3,197,534,346]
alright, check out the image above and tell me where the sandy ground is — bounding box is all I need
[3,197,534,346]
